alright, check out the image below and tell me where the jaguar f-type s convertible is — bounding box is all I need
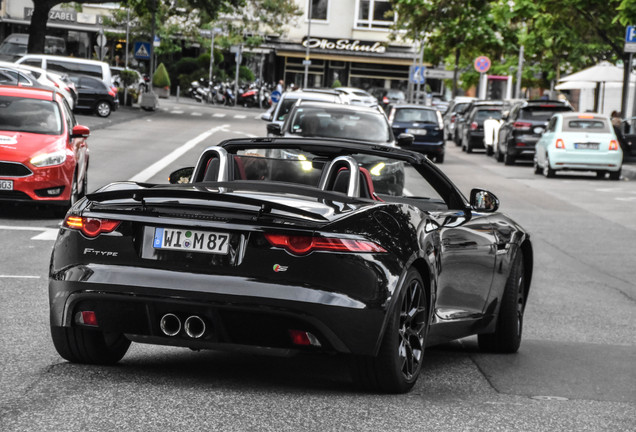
[49,138,533,393]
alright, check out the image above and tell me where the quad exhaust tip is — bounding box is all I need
[184,315,206,339]
[160,313,206,338]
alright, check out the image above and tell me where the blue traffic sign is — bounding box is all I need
[626,26,636,43]
[270,90,281,104]
[134,42,151,60]
[409,65,426,84]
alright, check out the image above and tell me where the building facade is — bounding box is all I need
[263,0,420,92]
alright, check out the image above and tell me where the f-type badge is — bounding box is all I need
[273,264,288,272]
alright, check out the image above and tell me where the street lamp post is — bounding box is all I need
[303,1,313,88]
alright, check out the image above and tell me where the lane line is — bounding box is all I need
[191,112,203,117]
[170,110,184,114]
[128,124,229,183]
[0,225,59,241]
[213,113,226,118]
[234,115,246,119]
[31,230,59,241]
[0,275,41,279]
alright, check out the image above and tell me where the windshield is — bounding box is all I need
[0,96,63,135]
[0,41,26,55]
[520,106,571,121]
[288,107,391,143]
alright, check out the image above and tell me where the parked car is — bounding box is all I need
[68,75,118,117]
[0,86,90,210]
[111,66,147,93]
[454,100,503,147]
[0,61,77,109]
[0,33,66,61]
[260,88,346,132]
[16,54,113,87]
[48,137,533,394]
[387,104,445,162]
[496,100,574,165]
[460,103,504,153]
[334,87,378,106]
[534,112,622,179]
[443,96,476,141]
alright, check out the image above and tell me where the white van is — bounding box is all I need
[15,54,112,86]
[0,33,66,61]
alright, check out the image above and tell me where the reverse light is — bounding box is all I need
[264,233,387,256]
[30,149,66,167]
[513,121,532,131]
[63,216,121,238]
[609,140,619,151]
[555,138,565,149]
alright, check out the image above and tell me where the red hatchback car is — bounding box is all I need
[0,86,89,210]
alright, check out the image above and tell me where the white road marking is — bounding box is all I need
[0,275,40,279]
[191,112,203,116]
[230,131,257,138]
[0,225,59,241]
[234,115,246,119]
[128,124,229,183]
[213,113,226,118]
[170,110,184,114]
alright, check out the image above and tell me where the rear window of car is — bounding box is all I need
[563,119,610,133]
[394,108,437,123]
[520,106,571,121]
[475,109,502,121]
[0,96,62,135]
[47,60,103,79]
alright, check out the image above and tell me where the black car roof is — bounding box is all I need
[391,104,438,111]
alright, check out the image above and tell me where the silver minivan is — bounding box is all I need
[15,54,112,87]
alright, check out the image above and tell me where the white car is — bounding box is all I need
[0,61,76,108]
[534,112,623,179]
[334,87,378,107]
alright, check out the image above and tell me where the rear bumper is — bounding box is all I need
[400,141,445,155]
[549,150,623,171]
[49,262,391,356]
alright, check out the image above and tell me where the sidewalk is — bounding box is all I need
[622,154,636,181]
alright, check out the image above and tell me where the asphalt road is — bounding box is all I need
[0,100,634,431]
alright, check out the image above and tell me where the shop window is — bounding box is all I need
[356,0,395,29]
[308,0,328,21]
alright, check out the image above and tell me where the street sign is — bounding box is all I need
[424,69,454,79]
[153,35,160,47]
[409,65,426,84]
[625,43,636,53]
[302,59,311,66]
[96,33,107,48]
[626,26,636,43]
[270,90,281,104]
[474,56,491,73]
[134,42,151,60]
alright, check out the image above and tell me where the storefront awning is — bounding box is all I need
[276,49,419,66]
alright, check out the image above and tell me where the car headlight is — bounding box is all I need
[30,150,67,167]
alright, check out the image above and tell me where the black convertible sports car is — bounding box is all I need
[49,138,533,393]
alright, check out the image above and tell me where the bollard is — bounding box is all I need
[176,86,180,103]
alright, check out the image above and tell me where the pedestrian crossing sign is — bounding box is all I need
[134,42,151,60]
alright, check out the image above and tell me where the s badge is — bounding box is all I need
[273,264,288,272]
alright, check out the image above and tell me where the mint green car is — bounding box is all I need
[534,113,623,180]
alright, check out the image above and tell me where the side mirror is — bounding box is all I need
[260,112,273,121]
[266,123,282,136]
[71,125,90,138]
[168,167,194,184]
[470,188,499,213]
[397,133,414,147]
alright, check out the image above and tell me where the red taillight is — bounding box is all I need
[288,329,321,346]
[451,115,456,123]
[609,140,619,151]
[470,122,478,130]
[513,121,532,131]
[63,216,121,238]
[383,96,389,104]
[555,138,565,149]
[108,89,117,97]
[77,311,98,326]
[264,233,386,255]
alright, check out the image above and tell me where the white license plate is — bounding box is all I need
[0,179,13,190]
[153,227,229,254]
[407,128,428,135]
[575,143,599,150]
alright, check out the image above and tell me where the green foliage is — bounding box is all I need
[331,79,342,88]
[175,57,200,75]
[239,66,255,83]
[119,69,139,88]
[153,63,171,88]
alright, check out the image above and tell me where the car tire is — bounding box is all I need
[496,146,504,162]
[478,250,526,353]
[51,325,130,364]
[435,154,444,163]
[350,268,428,393]
[466,139,473,153]
[503,150,515,165]
[608,169,621,180]
[486,145,493,156]
[533,158,542,175]
[95,101,111,117]
[543,158,556,178]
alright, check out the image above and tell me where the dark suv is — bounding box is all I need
[496,100,573,165]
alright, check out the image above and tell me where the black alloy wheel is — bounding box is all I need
[478,250,526,353]
[351,268,428,393]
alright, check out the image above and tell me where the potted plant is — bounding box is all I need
[152,63,171,98]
